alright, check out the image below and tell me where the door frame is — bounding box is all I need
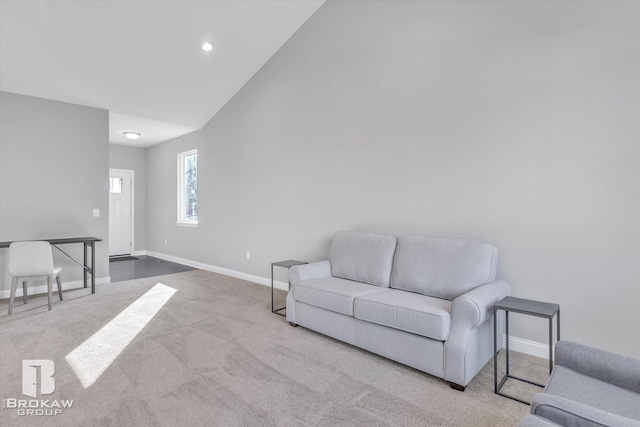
[109,168,135,256]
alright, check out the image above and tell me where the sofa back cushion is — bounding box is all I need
[390,237,498,300]
[328,231,397,287]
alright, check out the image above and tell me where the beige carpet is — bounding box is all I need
[0,270,542,426]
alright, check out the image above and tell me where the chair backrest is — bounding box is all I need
[8,241,55,277]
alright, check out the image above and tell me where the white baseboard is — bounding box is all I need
[143,250,550,359]
[0,277,111,300]
[503,335,551,359]
[132,250,147,256]
[145,251,290,291]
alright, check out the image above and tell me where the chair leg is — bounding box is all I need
[56,275,63,301]
[23,281,28,304]
[47,276,53,311]
[8,277,18,314]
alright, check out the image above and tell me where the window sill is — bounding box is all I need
[176,221,198,228]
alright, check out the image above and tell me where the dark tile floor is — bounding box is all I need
[109,255,196,282]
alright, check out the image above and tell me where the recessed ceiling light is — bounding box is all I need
[123,132,141,140]
[202,42,214,52]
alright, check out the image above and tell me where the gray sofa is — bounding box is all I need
[525,341,640,427]
[286,231,511,389]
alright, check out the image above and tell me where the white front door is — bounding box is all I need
[109,170,132,256]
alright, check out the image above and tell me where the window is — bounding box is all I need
[109,177,122,194]
[177,149,198,226]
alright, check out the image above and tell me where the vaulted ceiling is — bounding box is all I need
[0,1,324,147]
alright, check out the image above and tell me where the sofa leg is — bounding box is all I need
[448,382,466,392]
[289,322,299,327]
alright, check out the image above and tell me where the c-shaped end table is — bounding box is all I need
[493,296,560,404]
[271,260,307,316]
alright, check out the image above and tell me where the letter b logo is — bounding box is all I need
[22,360,55,398]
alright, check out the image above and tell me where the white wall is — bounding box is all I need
[109,144,147,252]
[0,91,110,293]
[146,1,640,357]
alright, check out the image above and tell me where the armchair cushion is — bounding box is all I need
[541,365,640,421]
[527,341,640,427]
[519,415,560,427]
[531,392,640,427]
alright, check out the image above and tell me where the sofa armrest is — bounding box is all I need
[444,280,511,386]
[450,279,511,329]
[532,393,640,427]
[555,341,640,394]
[286,261,331,324]
[289,261,332,285]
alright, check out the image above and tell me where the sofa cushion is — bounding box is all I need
[328,231,397,287]
[353,289,452,341]
[540,365,640,421]
[294,277,386,316]
[390,237,498,300]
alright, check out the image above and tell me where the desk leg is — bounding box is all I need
[91,242,96,294]
[271,264,274,313]
[83,243,88,289]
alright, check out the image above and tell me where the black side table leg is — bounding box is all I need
[505,311,510,376]
[493,306,498,393]
[83,242,88,288]
[549,317,554,374]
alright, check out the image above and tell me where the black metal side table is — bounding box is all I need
[493,296,560,404]
[271,260,307,316]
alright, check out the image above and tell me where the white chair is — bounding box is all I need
[8,241,63,314]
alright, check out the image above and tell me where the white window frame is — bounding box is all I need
[177,149,198,227]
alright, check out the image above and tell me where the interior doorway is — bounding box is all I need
[109,169,134,256]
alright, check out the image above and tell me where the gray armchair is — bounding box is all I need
[528,341,640,427]
[519,415,560,426]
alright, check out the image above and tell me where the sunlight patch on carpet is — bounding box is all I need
[65,283,177,388]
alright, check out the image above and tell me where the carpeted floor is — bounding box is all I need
[0,270,542,426]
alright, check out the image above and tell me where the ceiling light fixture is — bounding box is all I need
[123,132,141,140]
[202,42,214,52]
